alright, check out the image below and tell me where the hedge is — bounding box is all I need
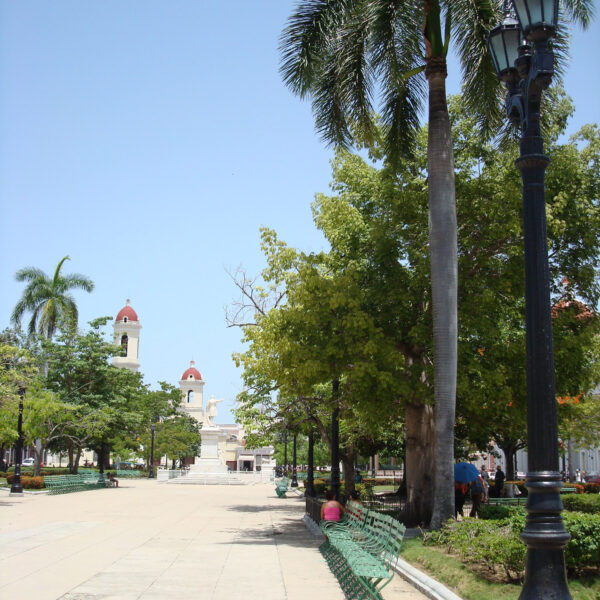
[562,494,600,514]
[425,511,600,580]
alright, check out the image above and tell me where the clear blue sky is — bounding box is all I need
[1,2,598,424]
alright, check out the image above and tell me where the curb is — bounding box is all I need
[393,558,462,600]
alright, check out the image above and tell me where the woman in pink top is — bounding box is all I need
[320,489,345,522]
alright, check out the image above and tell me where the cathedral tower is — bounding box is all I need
[112,299,141,372]
[179,360,205,426]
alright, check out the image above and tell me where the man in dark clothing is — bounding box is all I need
[494,465,505,497]
[469,477,484,517]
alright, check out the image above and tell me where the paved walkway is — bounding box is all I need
[0,480,427,600]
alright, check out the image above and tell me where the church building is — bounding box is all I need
[112,299,141,372]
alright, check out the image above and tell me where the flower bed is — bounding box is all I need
[5,474,45,489]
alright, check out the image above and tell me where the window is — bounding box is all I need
[123,317,128,323]
[120,334,128,355]
[187,390,194,403]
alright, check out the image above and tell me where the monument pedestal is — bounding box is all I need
[189,427,228,474]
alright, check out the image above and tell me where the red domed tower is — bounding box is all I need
[179,360,205,425]
[112,299,141,372]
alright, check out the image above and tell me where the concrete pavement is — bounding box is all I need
[0,479,428,600]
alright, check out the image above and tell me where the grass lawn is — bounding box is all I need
[400,537,600,600]
[373,484,397,493]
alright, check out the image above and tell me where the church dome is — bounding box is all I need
[181,360,202,381]
[116,299,139,323]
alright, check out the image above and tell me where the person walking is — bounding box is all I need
[480,466,490,501]
[493,465,505,497]
[469,476,484,517]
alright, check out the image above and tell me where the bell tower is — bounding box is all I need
[112,299,141,372]
[179,360,205,426]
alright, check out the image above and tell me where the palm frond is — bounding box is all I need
[561,0,595,28]
[14,267,46,283]
[60,273,95,293]
[450,0,504,140]
[371,0,426,161]
[52,255,71,283]
[280,0,361,97]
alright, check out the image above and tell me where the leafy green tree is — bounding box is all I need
[280,0,594,528]
[43,317,146,472]
[0,344,38,458]
[11,256,94,341]
[20,387,77,476]
[140,414,202,468]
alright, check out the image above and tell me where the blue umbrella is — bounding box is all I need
[454,462,480,484]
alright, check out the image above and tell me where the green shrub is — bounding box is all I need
[313,479,327,495]
[479,504,526,520]
[562,494,600,514]
[362,477,400,487]
[425,511,600,581]
[563,512,600,573]
[582,483,600,494]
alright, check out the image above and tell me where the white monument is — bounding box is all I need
[179,363,228,473]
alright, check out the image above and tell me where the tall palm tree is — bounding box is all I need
[11,255,95,341]
[280,0,593,527]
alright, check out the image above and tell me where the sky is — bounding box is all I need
[1,2,599,424]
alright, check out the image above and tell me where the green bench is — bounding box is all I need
[320,500,406,599]
[487,496,526,505]
[561,487,577,493]
[44,474,112,494]
[296,472,307,480]
[116,469,142,478]
[275,477,289,498]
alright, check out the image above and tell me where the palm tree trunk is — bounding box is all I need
[426,57,458,530]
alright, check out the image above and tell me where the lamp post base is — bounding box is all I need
[519,471,571,600]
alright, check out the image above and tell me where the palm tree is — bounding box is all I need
[11,255,95,341]
[280,0,593,527]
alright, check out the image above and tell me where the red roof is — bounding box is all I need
[116,299,139,322]
[181,361,202,381]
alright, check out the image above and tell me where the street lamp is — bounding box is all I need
[488,1,570,598]
[291,434,298,487]
[9,387,26,497]
[330,380,341,501]
[149,423,156,479]
[305,431,316,498]
[283,431,288,477]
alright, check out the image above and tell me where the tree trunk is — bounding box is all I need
[567,439,575,481]
[504,444,517,482]
[72,444,83,474]
[33,442,44,477]
[402,401,435,526]
[33,440,44,477]
[426,56,458,531]
[342,449,356,498]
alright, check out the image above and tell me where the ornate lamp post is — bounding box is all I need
[283,430,288,477]
[149,423,156,479]
[9,386,26,497]
[305,431,316,498]
[291,434,299,487]
[330,379,341,501]
[488,1,570,598]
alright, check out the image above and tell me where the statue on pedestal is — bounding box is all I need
[204,395,223,428]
